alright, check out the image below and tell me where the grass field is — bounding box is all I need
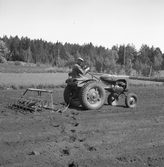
[0,73,68,89]
[0,72,163,89]
[0,62,164,89]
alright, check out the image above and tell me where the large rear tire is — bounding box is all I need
[79,82,106,110]
[63,86,73,104]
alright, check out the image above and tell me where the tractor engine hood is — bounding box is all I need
[100,74,129,82]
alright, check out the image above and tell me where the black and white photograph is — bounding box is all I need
[0,0,164,166]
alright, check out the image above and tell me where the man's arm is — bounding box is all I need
[74,64,85,75]
[77,64,90,75]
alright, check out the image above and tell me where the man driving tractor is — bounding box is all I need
[64,57,138,110]
[70,57,90,78]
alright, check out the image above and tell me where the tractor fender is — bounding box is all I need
[79,78,97,84]
[77,79,97,87]
[81,78,97,83]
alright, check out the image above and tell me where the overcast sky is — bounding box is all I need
[0,0,164,52]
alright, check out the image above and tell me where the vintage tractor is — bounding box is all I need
[63,73,138,110]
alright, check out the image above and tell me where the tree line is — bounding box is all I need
[0,35,164,76]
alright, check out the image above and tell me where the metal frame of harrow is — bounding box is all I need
[9,88,54,113]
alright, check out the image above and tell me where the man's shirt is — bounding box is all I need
[71,64,85,78]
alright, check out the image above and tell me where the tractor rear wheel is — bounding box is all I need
[63,86,73,104]
[125,93,138,108]
[79,82,106,110]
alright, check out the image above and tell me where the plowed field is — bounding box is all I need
[0,86,164,167]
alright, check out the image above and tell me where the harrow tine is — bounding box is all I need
[8,88,56,113]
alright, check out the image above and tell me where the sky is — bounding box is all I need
[0,0,164,52]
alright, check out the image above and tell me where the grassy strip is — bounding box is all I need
[0,73,68,89]
[0,72,164,90]
[129,81,164,87]
[130,76,164,82]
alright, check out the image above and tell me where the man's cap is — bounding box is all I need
[78,57,84,62]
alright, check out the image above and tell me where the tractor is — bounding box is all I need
[63,72,138,110]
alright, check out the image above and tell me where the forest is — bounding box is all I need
[0,35,164,76]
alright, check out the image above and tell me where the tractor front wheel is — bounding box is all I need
[125,93,138,108]
[80,82,106,110]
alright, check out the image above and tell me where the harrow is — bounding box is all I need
[8,88,55,113]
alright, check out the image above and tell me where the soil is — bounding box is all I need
[0,86,164,167]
